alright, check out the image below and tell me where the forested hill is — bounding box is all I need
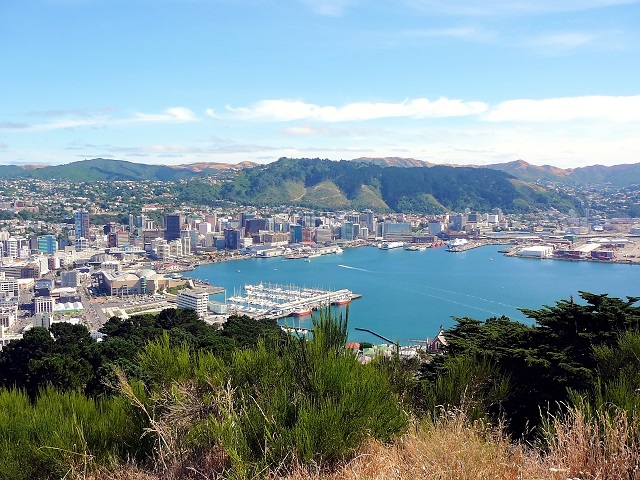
[0,157,577,213]
[218,157,576,213]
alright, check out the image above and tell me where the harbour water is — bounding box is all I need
[184,245,640,345]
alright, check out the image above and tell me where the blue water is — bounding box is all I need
[183,245,640,345]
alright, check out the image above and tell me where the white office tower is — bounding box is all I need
[177,290,209,318]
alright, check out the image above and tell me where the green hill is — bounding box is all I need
[219,157,576,213]
[0,157,578,212]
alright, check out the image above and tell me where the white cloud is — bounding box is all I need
[404,26,496,42]
[226,98,488,122]
[403,0,638,16]
[131,107,198,123]
[0,107,199,132]
[485,95,640,122]
[205,108,221,119]
[522,30,625,54]
[525,32,596,50]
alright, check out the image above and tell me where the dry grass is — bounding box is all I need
[275,408,640,480]
[542,407,640,480]
[98,407,640,480]
[273,414,547,480]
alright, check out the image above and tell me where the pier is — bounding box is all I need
[226,282,358,320]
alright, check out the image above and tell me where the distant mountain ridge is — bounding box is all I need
[0,158,255,181]
[0,156,636,187]
[357,157,640,186]
[482,159,640,186]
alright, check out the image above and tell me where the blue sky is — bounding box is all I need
[1,0,639,168]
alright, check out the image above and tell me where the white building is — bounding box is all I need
[0,294,18,328]
[517,245,554,258]
[177,289,209,318]
[34,296,55,314]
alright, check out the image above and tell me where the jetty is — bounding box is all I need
[226,282,358,320]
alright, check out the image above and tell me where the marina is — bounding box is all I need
[185,244,640,344]
[226,282,359,319]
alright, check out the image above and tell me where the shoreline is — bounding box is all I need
[184,240,640,274]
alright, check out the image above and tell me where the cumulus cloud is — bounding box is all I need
[484,95,640,122]
[226,98,488,122]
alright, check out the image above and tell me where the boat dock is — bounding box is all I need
[226,282,359,319]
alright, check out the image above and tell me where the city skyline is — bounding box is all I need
[1,0,639,168]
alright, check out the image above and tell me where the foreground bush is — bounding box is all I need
[0,387,147,480]
[115,310,407,478]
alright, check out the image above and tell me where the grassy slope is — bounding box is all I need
[351,184,390,211]
[301,181,351,208]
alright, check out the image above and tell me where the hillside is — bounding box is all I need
[0,158,248,181]
[353,157,434,168]
[219,157,576,213]
[485,159,640,186]
[0,156,580,212]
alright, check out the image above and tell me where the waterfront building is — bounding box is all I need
[302,226,316,243]
[177,289,209,318]
[245,218,268,236]
[517,245,554,258]
[341,222,356,241]
[301,212,316,227]
[315,226,332,244]
[289,224,303,244]
[224,228,241,250]
[361,209,375,233]
[428,221,445,235]
[383,222,412,242]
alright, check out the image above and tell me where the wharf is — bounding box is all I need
[446,242,483,253]
[226,282,359,320]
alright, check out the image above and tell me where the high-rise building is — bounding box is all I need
[341,222,355,241]
[224,229,241,250]
[165,213,183,241]
[289,224,303,244]
[37,235,58,254]
[75,210,90,240]
[177,290,209,318]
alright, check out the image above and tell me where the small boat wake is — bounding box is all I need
[338,264,371,272]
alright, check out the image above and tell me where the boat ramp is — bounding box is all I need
[226,282,358,320]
